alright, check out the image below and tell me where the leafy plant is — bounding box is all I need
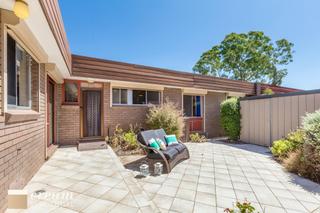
[106,125,124,148]
[271,129,304,158]
[146,101,185,138]
[262,88,274,95]
[301,110,320,182]
[189,133,207,143]
[106,124,141,151]
[224,200,256,213]
[220,98,241,140]
[123,131,139,150]
[193,31,294,85]
[271,139,294,158]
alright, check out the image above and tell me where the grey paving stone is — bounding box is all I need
[170,198,194,213]
[193,202,217,213]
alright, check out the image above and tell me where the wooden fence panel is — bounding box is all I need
[240,90,320,146]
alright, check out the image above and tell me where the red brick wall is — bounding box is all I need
[163,88,183,110]
[103,83,149,135]
[205,92,226,138]
[56,84,80,145]
[0,64,46,212]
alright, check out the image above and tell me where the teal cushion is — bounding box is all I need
[156,138,166,150]
[148,138,160,150]
[165,135,179,146]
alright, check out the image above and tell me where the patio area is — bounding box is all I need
[8,140,320,213]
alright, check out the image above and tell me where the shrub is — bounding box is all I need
[262,88,274,95]
[224,200,256,213]
[189,133,207,143]
[123,131,139,151]
[283,149,304,173]
[106,125,124,148]
[146,101,185,138]
[271,139,293,158]
[301,110,320,182]
[106,124,140,151]
[220,97,241,140]
[271,129,304,158]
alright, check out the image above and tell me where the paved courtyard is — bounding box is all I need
[7,140,320,213]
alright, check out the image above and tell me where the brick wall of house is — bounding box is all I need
[103,83,149,136]
[163,88,183,110]
[0,64,46,212]
[205,92,226,138]
[56,84,80,145]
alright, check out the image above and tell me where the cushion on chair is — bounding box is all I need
[147,146,179,160]
[165,135,179,146]
[169,143,187,153]
[137,130,158,146]
[154,129,167,142]
[155,138,166,150]
[148,138,160,150]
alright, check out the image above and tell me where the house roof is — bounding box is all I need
[71,54,300,95]
[39,0,72,73]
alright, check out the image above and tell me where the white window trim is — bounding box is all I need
[111,87,161,106]
[7,39,32,110]
[4,28,41,113]
[183,95,203,118]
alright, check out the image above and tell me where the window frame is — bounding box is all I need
[6,36,32,110]
[111,87,161,106]
[62,80,81,105]
[112,88,128,105]
[183,95,202,118]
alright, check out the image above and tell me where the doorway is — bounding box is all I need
[47,78,55,146]
[83,90,102,137]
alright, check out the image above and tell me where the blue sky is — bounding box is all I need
[59,0,320,90]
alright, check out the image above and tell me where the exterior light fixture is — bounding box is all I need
[13,0,29,20]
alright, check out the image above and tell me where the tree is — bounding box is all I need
[193,31,294,85]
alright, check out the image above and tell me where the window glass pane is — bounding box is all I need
[183,95,192,117]
[133,90,146,104]
[7,35,16,105]
[112,88,120,104]
[147,91,160,104]
[65,82,78,102]
[121,89,128,104]
[16,45,30,107]
[193,96,201,117]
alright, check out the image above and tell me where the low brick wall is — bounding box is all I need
[0,67,46,212]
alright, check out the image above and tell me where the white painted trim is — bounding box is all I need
[203,95,206,132]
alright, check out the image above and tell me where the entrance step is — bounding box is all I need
[78,140,107,151]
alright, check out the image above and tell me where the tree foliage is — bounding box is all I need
[193,31,294,85]
[220,98,241,140]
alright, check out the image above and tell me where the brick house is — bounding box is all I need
[0,1,299,211]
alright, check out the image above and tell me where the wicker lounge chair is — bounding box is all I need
[137,129,190,173]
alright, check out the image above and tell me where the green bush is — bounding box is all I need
[220,97,241,140]
[189,133,207,143]
[301,110,320,182]
[224,200,256,213]
[106,124,140,151]
[262,88,274,95]
[271,129,304,158]
[146,101,185,138]
[271,139,294,157]
[123,131,139,151]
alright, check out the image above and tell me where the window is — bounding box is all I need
[64,81,79,104]
[112,88,160,105]
[7,35,31,108]
[133,90,146,104]
[147,91,160,104]
[183,95,201,117]
[112,88,128,104]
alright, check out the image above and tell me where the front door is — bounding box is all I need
[47,79,55,146]
[83,90,101,137]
